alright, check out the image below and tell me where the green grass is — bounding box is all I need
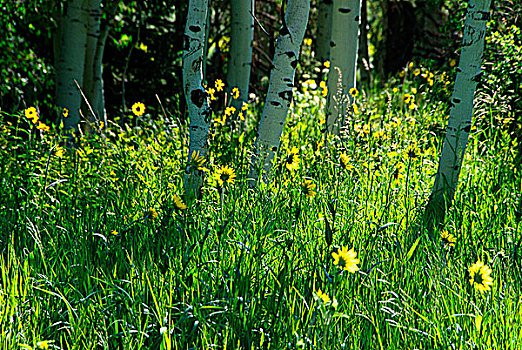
[1,65,521,349]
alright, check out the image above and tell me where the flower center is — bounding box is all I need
[473,272,484,285]
[339,255,348,268]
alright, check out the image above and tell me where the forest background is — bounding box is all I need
[1,0,518,126]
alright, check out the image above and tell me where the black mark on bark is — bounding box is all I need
[189,25,201,33]
[191,89,205,108]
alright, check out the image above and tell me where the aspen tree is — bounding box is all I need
[55,0,89,131]
[425,0,492,227]
[252,0,310,181]
[317,0,333,62]
[91,25,109,125]
[55,0,107,131]
[227,0,254,107]
[183,0,211,194]
[326,0,361,134]
[82,0,106,123]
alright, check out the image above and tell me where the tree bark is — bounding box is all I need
[424,0,492,229]
[183,0,211,195]
[92,24,109,126]
[316,0,333,62]
[202,0,212,82]
[326,0,361,134]
[227,0,254,107]
[251,0,311,182]
[83,0,102,122]
[55,0,88,131]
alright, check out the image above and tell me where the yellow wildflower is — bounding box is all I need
[188,150,208,172]
[316,289,330,304]
[132,102,145,116]
[215,79,225,92]
[321,86,328,97]
[302,178,316,198]
[206,87,217,101]
[332,246,359,273]
[405,144,420,159]
[25,106,38,124]
[441,230,456,248]
[55,147,65,158]
[232,87,240,99]
[469,260,494,293]
[173,195,188,210]
[214,165,236,187]
[36,341,50,350]
[37,121,50,132]
[224,106,236,116]
[340,153,354,171]
[284,147,300,171]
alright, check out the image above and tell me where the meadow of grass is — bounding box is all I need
[0,64,521,349]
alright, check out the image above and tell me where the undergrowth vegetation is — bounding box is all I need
[1,62,521,349]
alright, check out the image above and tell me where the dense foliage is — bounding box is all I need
[1,60,521,348]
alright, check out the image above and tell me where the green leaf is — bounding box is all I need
[405,237,421,262]
[324,209,333,247]
[378,222,399,232]
[327,199,336,217]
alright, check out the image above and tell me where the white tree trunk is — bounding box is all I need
[317,0,333,62]
[183,0,211,194]
[426,0,491,224]
[202,0,212,82]
[226,0,254,106]
[252,0,310,180]
[83,0,102,122]
[92,24,109,126]
[56,0,88,131]
[326,0,361,134]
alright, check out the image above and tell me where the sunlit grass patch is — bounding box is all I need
[0,69,520,349]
